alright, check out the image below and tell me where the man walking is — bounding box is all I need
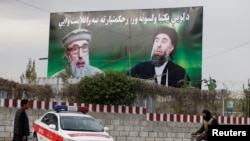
[13,99,30,141]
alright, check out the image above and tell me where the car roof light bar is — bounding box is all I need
[53,105,88,114]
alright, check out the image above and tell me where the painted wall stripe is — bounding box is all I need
[1,98,250,124]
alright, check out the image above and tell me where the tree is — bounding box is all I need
[58,61,71,84]
[177,74,190,88]
[22,58,37,84]
[243,79,250,117]
[203,76,217,90]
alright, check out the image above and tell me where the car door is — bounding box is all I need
[36,113,60,141]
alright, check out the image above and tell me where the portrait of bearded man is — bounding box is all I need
[128,27,190,88]
[59,28,103,78]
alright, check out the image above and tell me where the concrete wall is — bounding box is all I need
[0,107,200,141]
[1,98,249,141]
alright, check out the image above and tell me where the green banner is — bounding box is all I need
[48,7,203,88]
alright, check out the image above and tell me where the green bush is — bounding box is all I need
[77,71,140,105]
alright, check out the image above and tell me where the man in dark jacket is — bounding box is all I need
[13,99,30,141]
[128,27,190,88]
[191,109,219,141]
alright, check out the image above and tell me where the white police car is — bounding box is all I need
[32,105,114,141]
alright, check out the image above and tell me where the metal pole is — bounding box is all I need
[39,57,48,60]
[128,17,131,75]
[245,91,250,117]
[56,75,59,104]
[248,97,249,117]
[222,96,224,116]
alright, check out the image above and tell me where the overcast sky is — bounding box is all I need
[1,0,250,92]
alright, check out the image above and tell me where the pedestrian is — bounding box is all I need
[191,109,219,141]
[13,99,30,141]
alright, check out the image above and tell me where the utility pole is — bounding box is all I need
[127,17,131,75]
[246,91,250,117]
[56,75,60,104]
[222,96,225,116]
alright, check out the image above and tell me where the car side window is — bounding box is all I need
[41,114,50,125]
[41,113,58,130]
[51,114,58,130]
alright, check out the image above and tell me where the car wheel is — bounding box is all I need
[33,134,38,141]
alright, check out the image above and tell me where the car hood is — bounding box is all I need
[62,131,114,141]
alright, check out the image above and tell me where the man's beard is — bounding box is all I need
[151,54,167,67]
[69,59,91,78]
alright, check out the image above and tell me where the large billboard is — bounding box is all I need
[48,7,203,88]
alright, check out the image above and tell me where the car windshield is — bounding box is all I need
[60,116,104,132]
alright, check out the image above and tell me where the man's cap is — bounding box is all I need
[62,29,92,48]
[154,27,178,48]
